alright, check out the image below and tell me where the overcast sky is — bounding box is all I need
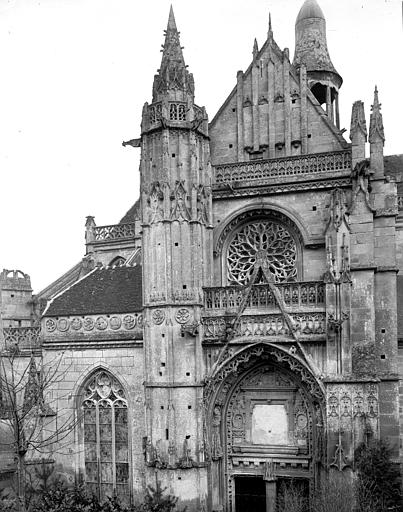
[0,0,402,293]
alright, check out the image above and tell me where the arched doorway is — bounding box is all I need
[204,343,325,512]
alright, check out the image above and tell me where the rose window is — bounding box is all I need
[227,220,298,285]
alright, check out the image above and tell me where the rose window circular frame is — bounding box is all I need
[226,220,298,285]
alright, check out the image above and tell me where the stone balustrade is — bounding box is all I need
[93,223,136,242]
[3,327,41,349]
[213,149,351,186]
[203,281,325,313]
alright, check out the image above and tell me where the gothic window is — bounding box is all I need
[169,103,178,120]
[178,104,186,121]
[82,371,129,502]
[226,219,298,285]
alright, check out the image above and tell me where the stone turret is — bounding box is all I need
[293,0,342,127]
[140,8,212,510]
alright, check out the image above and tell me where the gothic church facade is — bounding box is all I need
[1,1,403,511]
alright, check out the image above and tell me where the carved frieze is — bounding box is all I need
[43,313,142,335]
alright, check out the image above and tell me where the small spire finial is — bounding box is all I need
[268,12,273,38]
[369,85,385,143]
[253,38,258,59]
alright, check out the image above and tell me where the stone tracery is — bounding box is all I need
[226,218,298,285]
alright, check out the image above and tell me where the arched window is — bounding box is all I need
[226,219,298,285]
[109,256,126,267]
[82,370,129,502]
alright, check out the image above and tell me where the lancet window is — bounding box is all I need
[226,219,298,285]
[82,370,129,502]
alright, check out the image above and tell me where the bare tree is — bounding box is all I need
[0,348,78,511]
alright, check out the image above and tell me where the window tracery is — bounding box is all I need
[226,220,298,285]
[82,370,129,502]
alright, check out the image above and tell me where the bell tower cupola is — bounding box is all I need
[293,0,342,128]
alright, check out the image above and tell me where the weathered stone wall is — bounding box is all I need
[42,345,145,497]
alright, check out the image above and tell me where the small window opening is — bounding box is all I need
[380,354,386,359]
[159,372,163,376]
[307,134,312,138]
[161,406,164,410]
[381,328,386,334]
[161,362,166,367]
[186,372,190,376]
[292,99,296,104]
[161,334,165,338]
[188,405,192,409]
[165,429,169,440]
[229,144,233,148]
[183,284,187,289]
[186,435,190,440]
[172,153,175,158]
[174,242,178,246]
[232,108,236,112]
[312,206,317,211]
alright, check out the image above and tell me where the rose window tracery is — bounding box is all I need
[227,220,298,285]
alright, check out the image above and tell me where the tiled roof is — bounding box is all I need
[119,198,140,224]
[384,154,403,181]
[45,265,142,317]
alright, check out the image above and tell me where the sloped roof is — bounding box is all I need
[119,198,140,224]
[384,154,403,180]
[45,265,142,317]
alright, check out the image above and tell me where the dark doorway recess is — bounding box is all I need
[235,476,266,512]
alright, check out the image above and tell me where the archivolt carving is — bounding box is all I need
[203,343,325,464]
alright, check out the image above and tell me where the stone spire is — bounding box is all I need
[152,6,194,103]
[369,86,385,144]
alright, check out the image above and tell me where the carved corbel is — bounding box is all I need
[350,160,374,213]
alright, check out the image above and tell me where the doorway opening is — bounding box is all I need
[235,476,266,512]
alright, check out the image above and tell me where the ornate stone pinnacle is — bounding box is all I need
[253,38,258,59]
[369,85,385,143]
[349,100,367,142]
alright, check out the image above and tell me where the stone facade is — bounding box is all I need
[1,1,403,511]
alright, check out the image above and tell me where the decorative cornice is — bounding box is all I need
[42,312,143,337]
[212,176,351,199]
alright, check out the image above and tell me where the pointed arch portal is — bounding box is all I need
[204,343,325,512]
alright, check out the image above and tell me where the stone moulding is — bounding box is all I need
[43,312,143,336]
[213,149,351,186]
[212,176,351,199]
